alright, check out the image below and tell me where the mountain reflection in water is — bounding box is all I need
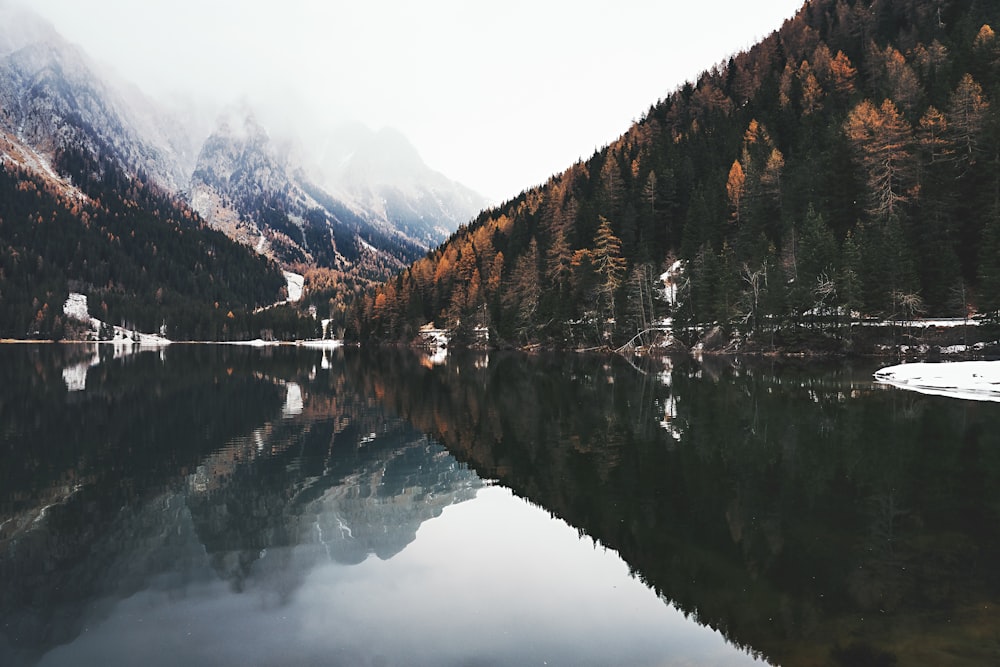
[0,344,761,667]
[4,344,1000,666]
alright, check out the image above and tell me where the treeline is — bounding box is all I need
[0,145,314,340]
[353,0,1000,348]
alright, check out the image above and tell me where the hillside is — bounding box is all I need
[0,144,321,340]
[354,0,1000,350]
[0,6,488,340]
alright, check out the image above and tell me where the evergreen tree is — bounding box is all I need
[591,217,628,324]
[977,210,1000,319]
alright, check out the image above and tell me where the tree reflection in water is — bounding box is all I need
[2,344,1000,666]
[366,349,1000,667]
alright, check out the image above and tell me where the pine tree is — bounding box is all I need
[794,206,838,318]
[946,74,989,174]
[977,210,1000,319]
[591,217,628,323]
[502,239,541,340]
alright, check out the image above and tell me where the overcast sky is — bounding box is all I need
[24,0,804,202]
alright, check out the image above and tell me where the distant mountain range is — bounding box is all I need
[187,112,485,276]
[0,3,486,338]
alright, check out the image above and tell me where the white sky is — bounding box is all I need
[23,0,804,202]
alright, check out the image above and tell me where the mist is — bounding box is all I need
[19,0,805,202]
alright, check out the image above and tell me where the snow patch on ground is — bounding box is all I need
[62,292,171,346]
[297,339,343,350]
[863,317,979,328]
[283,271,305,303]
[874,361,1000,402]
[63,293,91,323]
[660,260,683,306]
[223,339,276,347]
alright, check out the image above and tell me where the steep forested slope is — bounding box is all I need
[354,0,1000,348]
[0,146,299,340]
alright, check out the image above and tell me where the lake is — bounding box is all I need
[2,344,1000,666]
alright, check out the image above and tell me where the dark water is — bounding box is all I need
[2,345,1000,666]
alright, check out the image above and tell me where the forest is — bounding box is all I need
[0,144,319,341]
[350,0,1000,351]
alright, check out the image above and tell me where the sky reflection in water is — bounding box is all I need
[38,485,760,667]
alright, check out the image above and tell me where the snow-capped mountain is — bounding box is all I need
[189,112,427,273]
[189,114,486,272]
[0,4,187,193]
[0,4,485,282]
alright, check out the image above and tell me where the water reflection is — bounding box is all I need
[0,345,762,667]
[365,350,1000,667]
[0,345,481,665]
[7,344,999,666]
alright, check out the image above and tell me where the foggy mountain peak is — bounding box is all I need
[319,124,438,187]
[0,3,60,56]
[0,0,487,299]
[0,4,192,192]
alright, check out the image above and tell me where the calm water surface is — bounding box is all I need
[2,344,1000,666]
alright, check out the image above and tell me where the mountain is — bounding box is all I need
[189,114,486,276]
[316,124,488,248]
[0,5,487,339]
[0,6,298,340]
[0,4,186,193]
[188,112,427,277]
[355,0,1000,350]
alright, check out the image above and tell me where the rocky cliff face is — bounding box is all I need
[189,113,428,272]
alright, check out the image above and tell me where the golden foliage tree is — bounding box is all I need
[726,160,746,224]
[591,217,627,319]
[845,98,917,219]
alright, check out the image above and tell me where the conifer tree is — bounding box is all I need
[845,99,917,220]
[977,210,1000,319]
[946,74,989,174]
[591,216,628,324]
[726,161,746,224]
[502,239,541,340]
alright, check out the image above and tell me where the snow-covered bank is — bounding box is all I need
[220,338,343,349]
[62,293,171,346]
[874,361,1000,402]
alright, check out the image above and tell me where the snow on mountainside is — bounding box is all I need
[189,112,387,270]
[0,4,486,289]
[62,292,171,346]
[0,5,188,193]
[188,111,470,277]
